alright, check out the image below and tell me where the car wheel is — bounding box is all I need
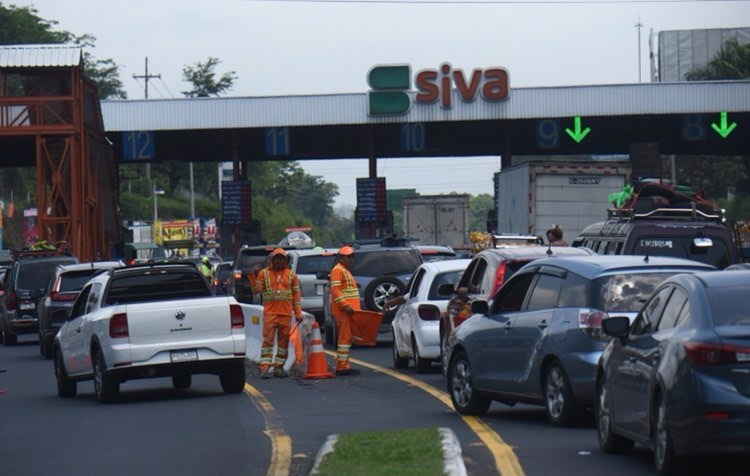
[55,349,77,398]
[412,335,431,373]
[42,334,54,360]
[2,323,17,346]
[172,373,192,390]
[595,375,634,453]
[447,350,491,415]
[392,330,409,369]
[220,360,247,394]
[39,330,46,356]
[364,276,405,312]
[93,350,119,403]
[544,361,585,427]
[653,391,680,475]
[325,320,338,347]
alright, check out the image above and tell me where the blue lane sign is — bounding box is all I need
[681,114,706,142]
[123,131,155,160]
[535,119,561,149]
[265,127,290,156]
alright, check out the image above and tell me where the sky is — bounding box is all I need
[11,0,750,207]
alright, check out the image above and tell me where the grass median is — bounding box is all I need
[314,427,445,476]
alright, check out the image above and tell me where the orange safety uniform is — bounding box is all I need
[329,261,360,371]
[250,265,302,373]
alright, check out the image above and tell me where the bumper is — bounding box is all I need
[4,311,38,335]
[561,350,601,406]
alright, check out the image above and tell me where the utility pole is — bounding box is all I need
[133,57,161,180]
[635,18,643,83]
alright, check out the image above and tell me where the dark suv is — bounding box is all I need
[323,241,423,344]
[37,261,123,358]
[0,249,78,345]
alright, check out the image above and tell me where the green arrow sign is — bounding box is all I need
[565,116,591,143]
[711,111,737,138]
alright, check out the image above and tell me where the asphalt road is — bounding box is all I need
[1,334,747,476]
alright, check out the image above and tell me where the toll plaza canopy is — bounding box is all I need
[98,79,749,172]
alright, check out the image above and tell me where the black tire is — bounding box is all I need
[325,320,338,347]
[447,350,491,415]
[2,323,17,346]
[220,360,246,394]
[93,350,119,403]
[544,361,586,427]
[364,276,405,312]
[42,334,54,360]
[392,330,408,369]
[412,335,431,373]
[653,391,680,476]
[172,373,192,390]
[595,375,634,453]
[55,349,77,398]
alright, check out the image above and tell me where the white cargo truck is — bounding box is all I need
[494,161,632,241]
[402,195,471,250]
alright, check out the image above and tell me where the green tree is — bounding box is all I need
[181,57,237,97]
[686,38,750,80]
[0,3,126,99]
[469,193,494,232]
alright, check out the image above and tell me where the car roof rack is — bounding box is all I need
[608,181,725,223]
[11,242,73,260]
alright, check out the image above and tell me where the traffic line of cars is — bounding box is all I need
[385,244,749,474]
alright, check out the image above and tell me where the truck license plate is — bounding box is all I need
[170,349,198,362]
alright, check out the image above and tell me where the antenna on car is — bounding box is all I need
[546,243,553,256]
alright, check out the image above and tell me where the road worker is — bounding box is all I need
[328,246,361,376]
[199,256,213,278]
[249,248,302,379]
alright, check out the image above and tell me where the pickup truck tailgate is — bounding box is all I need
[125,297,237,343]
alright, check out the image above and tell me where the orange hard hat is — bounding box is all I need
[270,248,288,259]
[338,246,355,256]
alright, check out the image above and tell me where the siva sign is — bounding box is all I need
[368,63,510,115]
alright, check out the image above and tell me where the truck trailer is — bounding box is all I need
[494,161,632,242]
[402,195,471,250]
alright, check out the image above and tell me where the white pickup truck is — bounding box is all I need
[53,262,247,403]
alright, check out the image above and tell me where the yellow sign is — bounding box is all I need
[161,221,193,242]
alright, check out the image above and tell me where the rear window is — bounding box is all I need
[708,284,750,326]
[59,270,101,292]
[237,251,271,270]
[350,250,422,277]
[17,258,77,290]
[592,272,674,312]
[428,270,464,300]
[295,255,336,275]
[106,271,210,304]
[634,237,731,269]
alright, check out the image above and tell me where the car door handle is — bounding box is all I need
[537,320,548,329]
[504,321,513,331]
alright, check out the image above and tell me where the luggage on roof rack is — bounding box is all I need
[608,180,724,223]
[11,241,73,260]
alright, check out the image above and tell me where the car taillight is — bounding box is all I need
[50,291,78,302]
[684,341,750,365]
[233,271,242,280]
[230,304,244,328]
[491,263,507,297]
[213,278,219,286]
[6,291,17,310]
[109,313,129,338]
[417,304,441,321]
[578,309,609,340]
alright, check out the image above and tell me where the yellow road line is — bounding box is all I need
[331,350,525,476]
[244,383,292,476]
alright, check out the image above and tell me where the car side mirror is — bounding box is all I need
[601,316,630,338]
[471,300,489,315]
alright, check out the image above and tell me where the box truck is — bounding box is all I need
[402,195,471,249]
[494,161,632,242]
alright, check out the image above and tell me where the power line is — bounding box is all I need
[243,0,749,4]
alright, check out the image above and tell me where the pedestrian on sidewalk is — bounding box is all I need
[249,248,302,379]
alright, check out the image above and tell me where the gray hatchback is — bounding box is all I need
[446,255,716,426]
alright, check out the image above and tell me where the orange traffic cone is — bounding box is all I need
[303,321,334,379]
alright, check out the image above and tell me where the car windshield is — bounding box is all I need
[59,270,101,292]
[296,255,336,275]
[634,237,730,269]
[350,250,422,277]
[708,284,750,326]
[592,272,674,312]
[18,259,76,290]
